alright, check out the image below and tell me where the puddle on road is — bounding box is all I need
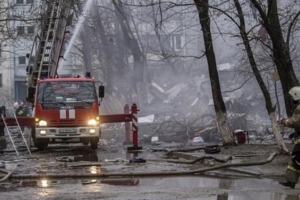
[10,176,300,200]
[15,178,140,188]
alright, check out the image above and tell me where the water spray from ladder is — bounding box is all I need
[58,0,93,70]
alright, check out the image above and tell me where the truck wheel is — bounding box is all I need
[80,138,89,145]
[90,137,99,149]
[36,138,49,151]
[31,127,37,147]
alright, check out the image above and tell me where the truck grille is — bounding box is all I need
[49,119,85,126]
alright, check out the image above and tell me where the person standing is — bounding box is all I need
[14,101,30,117]
[13,101,30,132]
[280,86,300,189]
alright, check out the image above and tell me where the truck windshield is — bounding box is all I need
[37,81,97,104]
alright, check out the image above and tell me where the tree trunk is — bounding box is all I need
[234,0,288,153]
[81,23,93,73]
[113,0,146,85]
[194,0,234,146]
[113,0,148,106]
[93,8,114,93]
[251,0,300,116]
[150,1,179,76]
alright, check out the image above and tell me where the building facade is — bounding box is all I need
[9,0,37,103]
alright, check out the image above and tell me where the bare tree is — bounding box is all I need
[113,0,146,83]
[113,0,150,108]
[233,0,288,153]
[250,0,300,117]
[193,0,235,146]
[150,1,180,76]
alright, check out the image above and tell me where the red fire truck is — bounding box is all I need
[32,76,104,150]
[24,1,104,150]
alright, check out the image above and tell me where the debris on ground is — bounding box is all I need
[129,157,146,163]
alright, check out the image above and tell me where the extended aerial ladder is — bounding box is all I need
[26,0,72,102]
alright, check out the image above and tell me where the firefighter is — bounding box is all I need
[279,86,300,189]
[13,102,30,132]
[14,101,30,117]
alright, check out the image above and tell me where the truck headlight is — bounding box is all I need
[88,119,98,126]
[39,120,47,126]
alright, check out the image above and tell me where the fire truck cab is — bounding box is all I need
[31,75,104,150]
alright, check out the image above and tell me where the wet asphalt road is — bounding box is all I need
[0,143,299,200]
[1,176,300,200]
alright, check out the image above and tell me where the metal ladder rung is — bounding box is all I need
[10,131,20,134]
[14,141,24,144]
[1,114,31,156]
[5,135,21,138]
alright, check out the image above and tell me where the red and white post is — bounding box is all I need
[127,103,142,151]
[123,104,131,145]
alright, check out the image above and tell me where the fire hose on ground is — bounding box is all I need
[0,152,277,181]
[0,169,13,182]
